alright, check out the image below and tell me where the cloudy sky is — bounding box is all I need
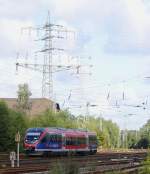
[1,0,150,130]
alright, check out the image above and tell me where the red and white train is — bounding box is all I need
[24,127,97,155]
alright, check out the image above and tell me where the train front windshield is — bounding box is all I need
[25,132,41,144]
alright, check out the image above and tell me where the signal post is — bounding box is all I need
[15,131,20,167]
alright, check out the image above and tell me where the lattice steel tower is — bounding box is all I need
[16,13,92,104]
[42,14,53,99]
[16,13,74,100]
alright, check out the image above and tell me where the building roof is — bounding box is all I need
[0,98,54,116]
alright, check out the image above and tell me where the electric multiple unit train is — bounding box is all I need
[24,127,97,155]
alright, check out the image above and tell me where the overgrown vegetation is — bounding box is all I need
[138,152,150,174]
[125,120,150,149]
[0,100,120,152]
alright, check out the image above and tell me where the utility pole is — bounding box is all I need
[123,113,135,149]
[85,102,97,121]
[117,130,120,148]
[86,102,90,118]
[123,115,128,149]
[98,114,103,132]
[99,117,103,132]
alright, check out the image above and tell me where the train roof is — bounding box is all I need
[27,128,45,132]
[27,127,96,135]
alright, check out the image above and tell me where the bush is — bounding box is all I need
[139,152,150,174]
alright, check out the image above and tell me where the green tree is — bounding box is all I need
[17,83,32,114]
[0,101,11,151]
[9,110,27,151]
[126,130,139,148]
[137,119,150,149]
[80,115,120,148]
[0,101,27,152]
[29,109,78,129]
[136,138,149,149]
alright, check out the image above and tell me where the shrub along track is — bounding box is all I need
[0,151,147,174]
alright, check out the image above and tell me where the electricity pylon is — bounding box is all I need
[16,13,92,105]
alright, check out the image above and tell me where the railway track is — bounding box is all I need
[0,151,147,174]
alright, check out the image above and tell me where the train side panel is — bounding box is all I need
[24,127,98,155]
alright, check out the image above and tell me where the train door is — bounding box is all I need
[88,135,97,154]
[48,134,62,149]
[36,133,49,150]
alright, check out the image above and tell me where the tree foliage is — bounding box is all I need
[29,110,78,129]
[0,101,27,151]
[0,100,120,152]
[136,120,150,149]
[17,83,32,114]
[0,101,11,151]
[125,120,150,149]
[76,115,120,148]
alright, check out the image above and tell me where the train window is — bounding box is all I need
[66,137,71,145]
[26,132,41,143]
[77,137,86,145]
[89,136,97,144]
[49,134,62,143]
[62,137,65,146]
[71,137,77,145]
[82,137,86,144]
[66,137,77,145]
[41,134,49,143]
[66,137,69,145]
[57,135,62,142]
[26,135,39,141]
[49,135,55,142]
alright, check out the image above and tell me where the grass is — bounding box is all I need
[48,157,80,174]
[138,151,150,174]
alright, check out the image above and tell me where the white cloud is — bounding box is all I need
[1,0,150,129]
[104,0,150,54]
[0,18,35,58]
[0,0,42,20]
[46,0,150,54]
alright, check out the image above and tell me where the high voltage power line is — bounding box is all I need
[16,12,92,106]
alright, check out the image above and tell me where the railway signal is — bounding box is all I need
[10,151,16,168]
